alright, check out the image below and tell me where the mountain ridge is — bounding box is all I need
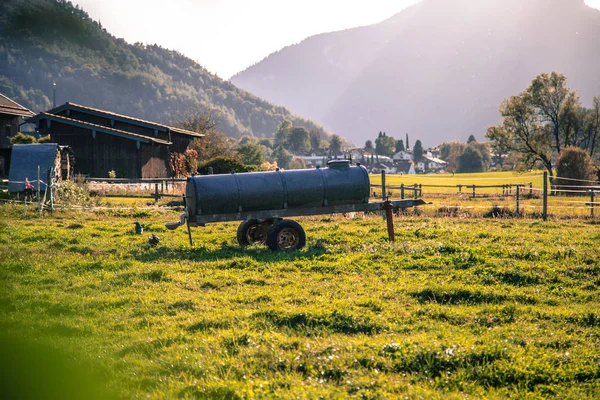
[232,0,600,147]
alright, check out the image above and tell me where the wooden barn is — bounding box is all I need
[0,93,35,177]
[26,103,203,179]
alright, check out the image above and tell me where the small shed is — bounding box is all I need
[8,143,73,193]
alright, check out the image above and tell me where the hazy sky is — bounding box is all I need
[76,0,600,80]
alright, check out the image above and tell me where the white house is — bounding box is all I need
[393,150,414,161]
[417,155,447,172]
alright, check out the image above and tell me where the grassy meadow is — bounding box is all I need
[1,204,600,399]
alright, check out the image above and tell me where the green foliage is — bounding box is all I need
[364,140,374,152]
[9,132,36,145]
[288,127,310,153]
[199,156,249,174]
[375,134,395,157]
[0,0,329,140]
[272,146,293,169]
[467,134,477,143]
[329,135,343,157]
[395,139,404,153]
[457,145,485,173]
[555,147,597,189]
[236,143,264,166]
[413,140,424,162]
[37,135,51,143]
[108,170,116,179]
[55,179,89,204]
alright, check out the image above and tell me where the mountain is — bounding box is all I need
[0,0,329,140]
[232,0,600,147]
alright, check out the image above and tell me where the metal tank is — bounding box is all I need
[185,160,370,218]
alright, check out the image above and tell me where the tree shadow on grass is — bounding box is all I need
[130,243,329,264]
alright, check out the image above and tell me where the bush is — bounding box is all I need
[10,133,36,145]
[555,147,596,193]
[37,135,51,143]
[56,179,90,205]
[198,156,250,175]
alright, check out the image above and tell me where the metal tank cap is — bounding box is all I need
[327,159,351,169]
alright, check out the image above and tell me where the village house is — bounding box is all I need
[392,150,413,161]
[417,154,448,172]
[26,102,203,178]
[0,93,35,176]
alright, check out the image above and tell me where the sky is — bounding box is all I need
[76,0,600,80]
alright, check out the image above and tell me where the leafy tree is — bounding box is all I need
[468,141,491,170]
[258,138,272,149]
[273,146,293,169]
[275,120,292,146]
[237,142,264,165]
[364,140,374,153]
[413,140,424,162]
[486,93,554,177]
[288,127,311,153]
[439,141,466,173]
[406,133,410,150]
[288,158,307,170]
[309,130,321,153]
[10,132,36,144]
[375,135,396,157]
[329,135,343,157]
[395,139,405,153]
[467,135,476,143]
[555,147,597,191]
[456,145,485,173]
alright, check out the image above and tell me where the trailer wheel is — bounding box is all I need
[237,219,267,246]
[266,220,306,251]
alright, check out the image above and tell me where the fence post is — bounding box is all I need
[419,184,422,198]
[414,184,418,200]
[37,165,41,216]
[48,167,54,215]
[590,190,595,218]
[381,170,386,200]
[516,185,520,215]
[154,183,160,203]
[472,185,476,199]
[529,182,533,197]
[458,185,462,193]
[400,184,405,200]
[543,171,548,221]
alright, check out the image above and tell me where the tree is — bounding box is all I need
[467,134,476,143]
[273,146,293,169]
[555,147,596,191]
[395,139,405,153]
[309,130,321,153]
[486,92,554,177]
[439,141,467,173]
[329,135,342,158]
[528,72,580,153]
[406,133,410,150]
[375,135,396,157]
[413,140,424,162]
[364,140,374,153]
[237,142,264,165]
[10,132,36,144]
[199,156,249,174]
[582,97,600,158]
[288,127,311,153]
[468,141,491,170]
[456,144,486,173]
[177,109,234,160]
[275,120,292,146]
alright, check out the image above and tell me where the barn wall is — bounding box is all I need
[0,114,19,148]
[45,121,142,178]
[141,143,169,178]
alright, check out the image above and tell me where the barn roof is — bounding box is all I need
[0,93,35,117]
[8,144,59,192]
[43,102,204,138]
[32,113,173,145]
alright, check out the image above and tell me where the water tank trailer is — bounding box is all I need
[166,160,427,251]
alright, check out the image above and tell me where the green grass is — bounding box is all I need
[1,206,600,398]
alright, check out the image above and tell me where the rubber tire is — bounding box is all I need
[266,219,306,252]
[236,219,265,246]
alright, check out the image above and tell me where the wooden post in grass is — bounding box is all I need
[154,183,160,203]
[529,182,533,197]
[543,171,548,221]
[414,184,418,200]
[383,200,395,242]
[590,190,595,218]
[37,165,41,216]
[381,170,386,200]
[516,184,520,215]
[458,184,462,193]
[472,185,476,199]
[400,184,405,200]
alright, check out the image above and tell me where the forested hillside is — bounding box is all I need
[0,0,328,139]
[232,0,600,146]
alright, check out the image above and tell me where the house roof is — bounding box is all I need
[43,102,204,138]
[8,143,58,192]
[31,113,173,145]
[423,155,447,164]
[0,93,35,117]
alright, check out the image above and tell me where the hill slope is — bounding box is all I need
[0,0,328,139]
[232,0,600,146]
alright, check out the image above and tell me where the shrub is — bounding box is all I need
[108,170,116,178]
[56,180,90,205]
[37,135,51,143]
[555,147,596,193]
[198,156,250,175]
[10,132,36,145]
